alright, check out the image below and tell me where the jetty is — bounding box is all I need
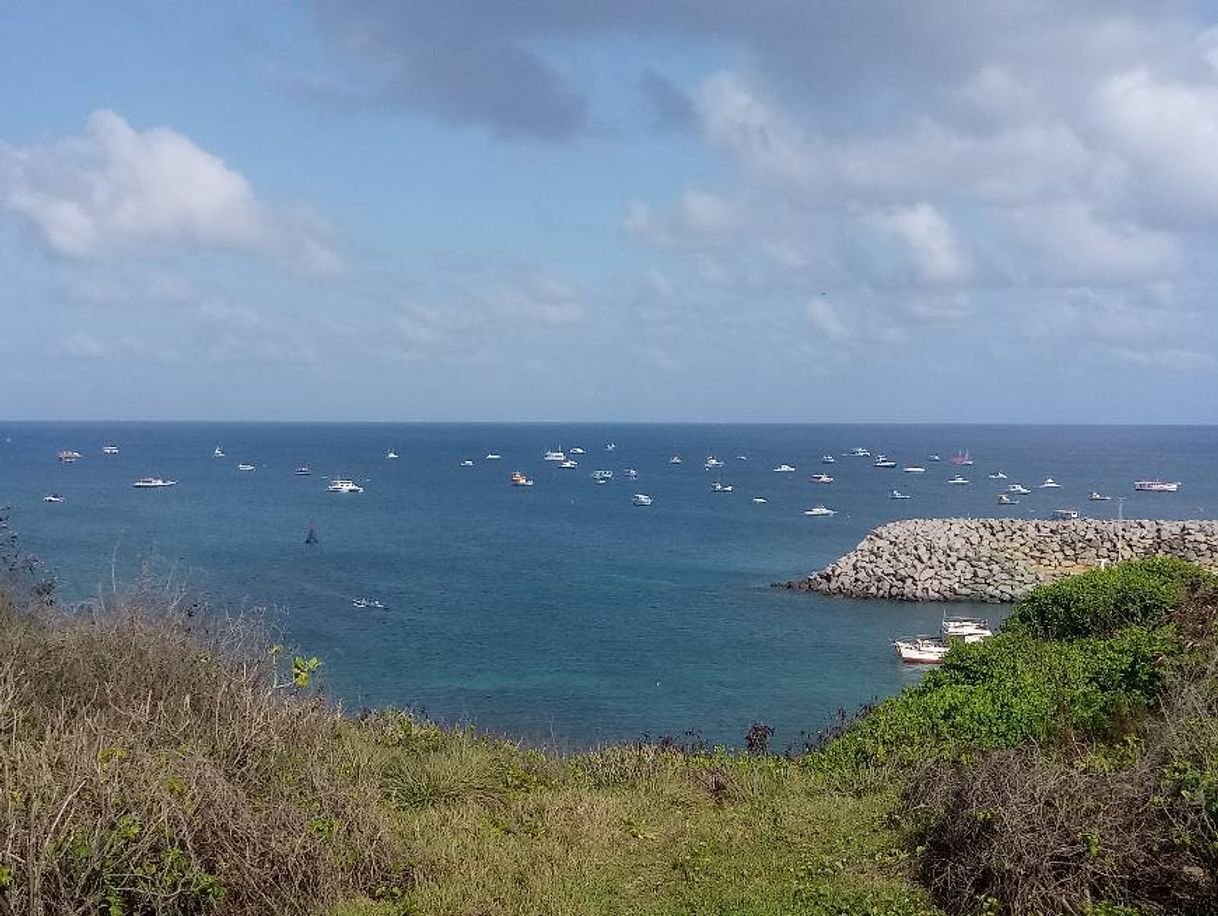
[784,518,1218,602]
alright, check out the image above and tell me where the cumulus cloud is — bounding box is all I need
[867,203,971,285]
[806,297,848,339]
[624,188,737,248]
[0,110,339,273]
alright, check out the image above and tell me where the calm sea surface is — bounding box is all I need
[1,423,1212,748]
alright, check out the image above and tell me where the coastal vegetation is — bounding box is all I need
[3,516,1218,914]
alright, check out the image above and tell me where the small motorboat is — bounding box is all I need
[669,455,683,465]
[1040,477,1062,489]
[804,505,836,516]
[485,453,502,460]
[809,473,834,484]
[386,450,399,459]
[460,459,475,467]
[102,445,120,455]
[773,464,797,473]
[711,481,733,492]
[558,459,579,469]
[997,493,1019,505]
[1052,508,1080,520]
[941,616,992,642]
[948,475,969,485]
[987,471,1008,480]
[605,442,617,451]
[132,477,176,488]
[736,455,748,461]
[624,468,639,479]
[295,466,311,475]
[929,454,941,462]
[569,447,586,455]
[751,496,767,504]
[43,494,65,503]
[1133,480,1180,492]
[510,471,534,487]
[821,455,836,464]
[326,478,364,493]
[631,493,653,506]
[893,637,950,665]
[213,447,225,458]
[890,490,911,500]
[903,466,925,473]
[1008,484,1031,495]
[873,457,897,468]
[1088,491,1111,501]
[237,463,256,472]
[57,450,82,463]
[352,597,387,609]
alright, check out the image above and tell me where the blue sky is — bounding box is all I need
[3,1,1218,422]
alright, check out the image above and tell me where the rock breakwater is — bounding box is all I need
[785,518,1218,602]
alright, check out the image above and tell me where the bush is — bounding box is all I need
[1005,557,1216,640]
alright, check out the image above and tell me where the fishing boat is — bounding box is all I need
[890,490,911,500]
[941,615,992,642]
[804,505,836,516]
[1040,477,1062,489]
[1134,480,1180,492]
[948,475,969,485]
[326,479,363,493]
[43,494,65,503]
[102,445,120,455]
[631,493,653,506]
[1088,491,1111,501]
[510,471,534,487]
[132,477,176,488]
[949,451,973,466]
[772,464,797,473]
[704,455,725,469]
[57,450,81,463]
[893,637,950,665]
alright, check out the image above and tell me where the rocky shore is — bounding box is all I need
[782,518,1218,602]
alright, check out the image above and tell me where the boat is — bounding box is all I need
[591,469,614,481]
[558,459,579,469]
[102,445,120,455]
[386,450,399,460]
[711,481,733,492]
[295,466,311,475]
[874,457,897,468]
[352,597,387,610]
[43,494,65,503]
[809,473,834,483]
[987,471,1008,480]
[132,477,176,488]
[510,471,534,487]
[631,493,653,506]
[606,442,616,451]
[948,475,969,485]
[1040,477,1061,489]
[485,453,501,460]
[893,637,950,665]
[848,447,871,457]
[624,468,638,479]
[903,466,926,473]
[1053,508,1080,520]
[326,478,363,493]
[1088,491,1111,501]
[997,493,1019,505]
[941,616,992,642]
[569,447,586,455]
[237,463,255,472]
[890,490,911,500]
[736,455,748,461]
[460,459,475,467]
[543,449,566,462]
[56,450,81,463]
[213,447,224,458]
[772,464,797,473]
[1134,480,1180,492]
[595,477,608,486]
[1008,484,1031,495]
[821,455,836,464]
[804,505,836,516]
[669,455,683,465]
[949,451,973,466]
[752,496,768,504]
[704,455,725,469]
[929,454,942,462]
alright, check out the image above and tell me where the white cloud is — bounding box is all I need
[0,110,340,274]
[806,297,847,339]
[867,203,971,284]
[624,187,737,248]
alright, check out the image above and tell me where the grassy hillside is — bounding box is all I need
[3,516,1217,914]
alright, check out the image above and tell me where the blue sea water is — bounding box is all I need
[1,423,1213,749]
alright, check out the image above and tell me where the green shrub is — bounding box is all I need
[1006,557,1215,640]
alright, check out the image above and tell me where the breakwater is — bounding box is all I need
[785,518,1218,602]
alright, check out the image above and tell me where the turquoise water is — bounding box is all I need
[1,423,1212,748]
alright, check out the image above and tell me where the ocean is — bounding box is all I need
[1,422,1213,749]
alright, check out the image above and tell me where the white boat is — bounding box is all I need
[1008,484,1031,495]
[213,447,225,458]
[752,496,767,504]
[893,637,950,665]
[1134,480,1180,492]
[591,469,613,481]
[631,493,653,506]
[711,481,733,492]
[804,505,836,516]
[605,442,617,451]
[809,473,834,484]
[295,465,311,475]
[903,466,925,473]
[997,493,1019,505]
[874,456,897,468]
[43,494,65,503]
[102,445,120,455]
[57,450,82,463]
[460,459,475,467]
[669,455,683,465]
[821,455,836,464]
[569,447,586,455]
[326,478,363,493]
[890,490,911,500]
[595,477,608,486]
[1088,491,1111,501]
[386,450,399,460]
[237,463,256,472]
[352,597,387,609]
[987,471,1008,480]
[558,459,579,469]
[736,455,748,461]
[624,468,639,479]
[1053,508,1080,520]
[704,455,725,469]
[929,454,941,462]
[772,464,797,473]
[948,475,969,485]
[133,477,176,488]
[510,471,534,487]
[1040,477,1061,489]
[543,449,567,462]
[941,616,992,642]
[485,453,501,460]
[848,447,871,457]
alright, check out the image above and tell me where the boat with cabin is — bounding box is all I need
[874,457,897,468]
[133,477,176,488]
[804,505,836,516]
[669,455,683,465]
[904,465,925,473]
[237,463,255,472]
[295,466,311,475]
[386,450,399,460]
[997,493,1019,505]
[772,464,797,473]
[57,450,82,463]
[1008,483,1031,495]
[893,637,950,664]
[848,447,871,457]
[213,447,225,458]
[1040,478,1061,489]
[941,615,992,642]
[987,471,1008,480]
[821,455,836,464]
[948,475,969,485]
[711,481,733,492]
[1134,480,1180,492]
[510,471,534,487]
[890,490,911,500]
[631,493,653,506]
[43,494,65,503]
[326,479,363,493]
[543,449,566,462]
[1088,491,1111,501]
[1053,508,1080,520]
[102,445,120,455]
[809,473,834,483]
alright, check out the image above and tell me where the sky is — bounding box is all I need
[3,1,1218,422]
